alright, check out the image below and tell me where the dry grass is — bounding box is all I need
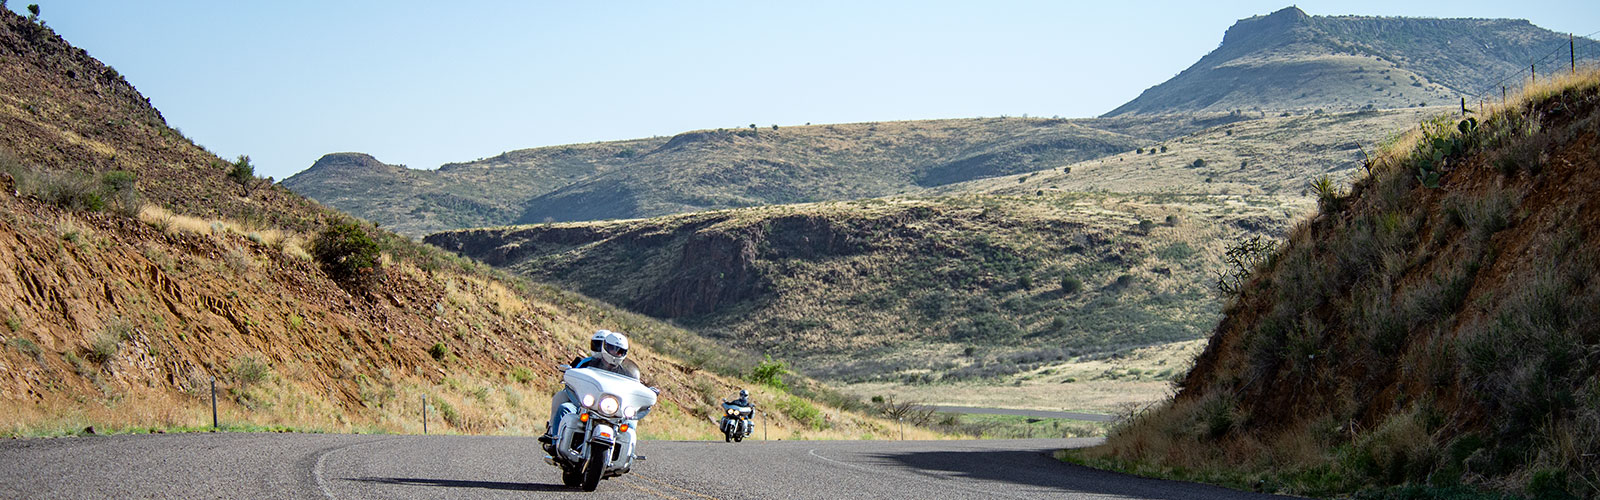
[842,340,1202,415]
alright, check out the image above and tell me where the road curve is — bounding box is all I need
[0,433,1290,499]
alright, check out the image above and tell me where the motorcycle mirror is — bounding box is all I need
[557,364,571,371]
[650,387,661,394]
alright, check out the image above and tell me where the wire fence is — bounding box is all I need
[1463,29,1600,106]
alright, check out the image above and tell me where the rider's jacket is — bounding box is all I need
[726,397,752,409]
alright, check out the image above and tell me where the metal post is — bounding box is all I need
[898,418,904,440]
[762,412,767,441]
[1502,86,1507,103]
[1573,34,1577,74]
[422,395,428,435]
[210,376,218,429]
[1460,97,1466,116]
[1532,64,1536,83]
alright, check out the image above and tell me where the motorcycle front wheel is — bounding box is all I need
[581,443,611,491]
[561,466,582,487]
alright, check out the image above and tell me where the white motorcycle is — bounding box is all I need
[545,366,659,491]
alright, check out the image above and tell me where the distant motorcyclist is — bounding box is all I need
[541,330,640,446]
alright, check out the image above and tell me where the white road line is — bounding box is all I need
[314,437,397,500]
[805,448,1033,500]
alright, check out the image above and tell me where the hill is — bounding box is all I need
[0,10,913,440]
[426,193,1306,383]
[1076,70,1600,497]
[283,115,1247,236]
[1106,7,1586,116]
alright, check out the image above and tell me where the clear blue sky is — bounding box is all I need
[13,1,1599,180]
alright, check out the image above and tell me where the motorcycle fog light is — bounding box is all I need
[599,395,620,415]
[581,394,596,408]
[624,406,638,419]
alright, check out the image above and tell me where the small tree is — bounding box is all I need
[228,155,255,185]
[312,220,382,292]
[26,4,39,22]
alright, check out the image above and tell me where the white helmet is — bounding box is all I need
[589,330,610,357]
[599,331,630,366]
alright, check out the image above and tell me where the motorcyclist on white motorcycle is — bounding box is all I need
[720,389,756,442]
[541,330,641,449]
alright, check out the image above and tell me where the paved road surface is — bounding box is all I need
[0,433,1290,499]
[930,405,1117,422]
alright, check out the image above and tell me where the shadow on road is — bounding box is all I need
[346,476,571,493]
[869,449,1286,500]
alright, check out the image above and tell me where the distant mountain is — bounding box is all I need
[284,116,1235,235]
[1106,7,1586,116]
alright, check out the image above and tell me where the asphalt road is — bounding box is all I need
[0,433,1291,499]
[930,405,1117,422]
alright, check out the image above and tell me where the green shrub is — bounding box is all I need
[230,354,271,387]
[228,155,255,186]
[510,367,535,384]
[311,220,382,291]
[777,396,826,430]
[429,342,450,361]
[1061,275,1083,294]
[749,355,787,389]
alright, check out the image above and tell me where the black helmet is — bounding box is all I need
[739,389,748,398]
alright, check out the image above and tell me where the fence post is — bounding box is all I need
[210,376,218,430]
[422,395,428,435]
[1573,34,1577,74]
[1461,97,1466,116]
[1532,64,1536,83]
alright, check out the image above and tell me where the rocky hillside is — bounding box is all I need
[0,10,908,440]
[284,115,1247,236]
[1081,70,1600,498]
[426,193,1306,382]
[1107,7,1586,116]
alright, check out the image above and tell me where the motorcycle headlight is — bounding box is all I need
[624,406,638,419]
[581,393,596,408]
[727,408,738,416]
[599,395,620,415]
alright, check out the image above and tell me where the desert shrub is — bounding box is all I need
[777,396,827,430]
[1060,275,1084,294]
[1215,234,1277,296]
[100,170,140,215]
[429,342,450,361]
[748,355,787,389]
[509,367,535,384]
[311,220,382,291]
[230,354,271,387]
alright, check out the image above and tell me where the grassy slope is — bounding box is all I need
[428,194,1303,384]
[1076,69,1600,498]
[0,11,921,441]
[1106,7,1580,116]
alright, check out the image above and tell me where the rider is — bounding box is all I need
[725,389,752,409]
[541,330,640,446]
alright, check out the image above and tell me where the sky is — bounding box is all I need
[11,1,1599,180]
